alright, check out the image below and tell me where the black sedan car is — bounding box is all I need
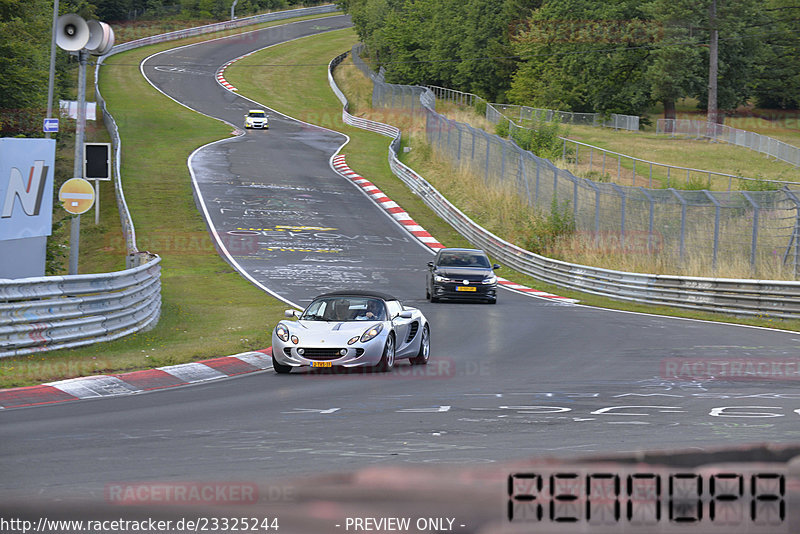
[426,248,499,303]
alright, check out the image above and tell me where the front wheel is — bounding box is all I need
[375,334,395,372]
[272,355,292,374]
[410,324,430,365]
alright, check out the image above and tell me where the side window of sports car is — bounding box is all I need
[386,300,403,319]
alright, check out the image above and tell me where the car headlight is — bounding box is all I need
[359,323,383,343]
[275,324,289,342]
[482,275,497,285]
[434,275,451,283]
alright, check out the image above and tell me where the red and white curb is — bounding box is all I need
[331,155,577,303]
[332,154,446,250]
[216,48,262,93]
[216,58,242,92]
[0,348,274,409]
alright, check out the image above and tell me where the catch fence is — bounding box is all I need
[351,45,800,279]
[657,118,800,168]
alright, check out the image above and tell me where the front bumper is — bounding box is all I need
[432,282,497,301]
[245,121,269,129]
[272,343,383,368]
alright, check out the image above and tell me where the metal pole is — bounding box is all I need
[703,191,721,271]
[69,49,87,275]
[45,0,60,140]
[94,179,100,225]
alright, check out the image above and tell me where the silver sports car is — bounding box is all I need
[271,291,431,373]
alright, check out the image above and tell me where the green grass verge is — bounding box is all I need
[0,14,341,389]
[226,28,800,334]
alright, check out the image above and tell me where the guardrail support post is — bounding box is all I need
[612,184,626,248]
[740,191,759,274]
[670,189,687,263]
[703,190,721,271]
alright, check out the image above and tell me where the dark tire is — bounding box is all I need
[272,355,292,374]
[409,324,430,365]
[487,298,497,304]
[375,334,396,372]
[430,295,440,303]
[426,286,431,300]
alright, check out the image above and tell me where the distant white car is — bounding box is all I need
[244,109,269,129]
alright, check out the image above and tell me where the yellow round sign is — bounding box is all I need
[59,178,95,214]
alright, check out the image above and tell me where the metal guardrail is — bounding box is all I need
[1,6,341,358]
[657,118,800,168]
[107,4,340,55]
[0,255,161,357]
[331,49,800,319]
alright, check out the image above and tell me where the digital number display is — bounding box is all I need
[508,470,785,529]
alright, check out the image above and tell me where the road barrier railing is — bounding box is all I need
[0,255,161,357]
[106,4,340,56]
[331,49,800,319]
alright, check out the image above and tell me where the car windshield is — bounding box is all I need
[437,251,490,268]
[300,297,386,322]
[248,111,266,117]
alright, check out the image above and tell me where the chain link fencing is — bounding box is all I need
[351,45,800,279]
[428,84,795,191]
[657,118,800,168]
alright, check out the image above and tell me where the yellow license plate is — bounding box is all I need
[456,286,477,292]
[311,361,332,367]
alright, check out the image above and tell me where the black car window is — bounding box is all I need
[438,252,489,268]
[466,254,490,268]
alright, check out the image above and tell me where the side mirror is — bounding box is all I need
[493,264,500,270]
[398,310,413,319]
[284,309,299,318]
[427,261,434,268]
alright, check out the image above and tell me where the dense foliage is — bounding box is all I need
[337,0,800,115]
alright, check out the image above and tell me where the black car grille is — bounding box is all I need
[406,321,419,343]
[301,348,343,360]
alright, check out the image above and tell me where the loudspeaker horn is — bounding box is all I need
[56,14,90,52]
[86,20,115,56]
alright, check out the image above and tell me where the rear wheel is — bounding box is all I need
[375,334,395,372]
[410,324,430,365]
[272,355,292,374]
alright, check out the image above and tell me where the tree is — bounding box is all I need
[338,0,541,101]
[0,0,53,135]
[750,0,800,109]
[642,0,705,120]
[508,0,655,115]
